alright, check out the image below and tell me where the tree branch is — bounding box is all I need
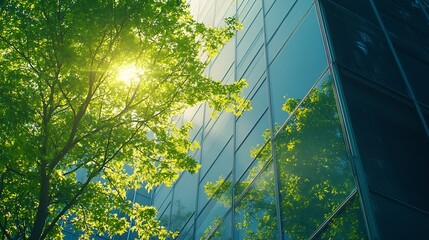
[42,122,144,238]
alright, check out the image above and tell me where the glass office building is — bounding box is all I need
[149,0,429,239]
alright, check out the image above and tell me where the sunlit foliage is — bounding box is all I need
[0,0,249,239]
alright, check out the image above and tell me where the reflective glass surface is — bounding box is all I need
[370,192,429,239]
[198,138,233,209]
[235,110,270,179]
[397,51,429,107]
[269,7,328,125]
[264,0,297,41]
[323,0,378,24]
[177,218,194,240]
[201,110,233,176]
[321,1,408,95]
[239,48,265,98]
[153,186,172,214]
[214,0,235,27]
[314,193,368,240]
[340,69,429,213]
[170,172,198,231]
[195,174,232,239]
[234,161,278,239]
[159,201,171,230]
[266,0,313,60]
[275,76,356,239]
[201,211,232,240]
[235,139,272,199]
[377,2,429,63]
[210,39,235,82]
[236,80,268,146]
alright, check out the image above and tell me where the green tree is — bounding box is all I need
[0,1,249,239]
[204,78,366,239]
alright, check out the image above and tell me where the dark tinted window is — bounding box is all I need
[397,51,429,107]
[322,1,408,95]
[340,69,429,212]
[370,192,429,239]
[322,0,378,25]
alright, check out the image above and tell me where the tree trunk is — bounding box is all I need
[29,166,49,240]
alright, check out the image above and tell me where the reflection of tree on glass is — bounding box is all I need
[276,77,358,239]
[314,193,367,240]
[204,76,367,239]
[170,200,193,232]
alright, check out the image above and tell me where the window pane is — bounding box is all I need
[397,51,429,107]
[275,76,356,239]
[266,0,314,61]
[177,219,194,240]
[235,110,270,179]
[269,7,328,125]
[158,201,171,230]
[378,4,429,63]
[321,1,408,95]
[170,172,198,231]
[264,0,297,41]
[370,192,429,239]
[235,140,272,199]
[199,139,233,209]
[234,161,278,239]
[314,193,368,240]
[196,174,232,238]
[201,211,232,240]
[202,111,234,176]
[236,80,268,146]
[210,39,235,82]
[239,49,265,98]
[323,0,377,24]
[214,0,235,27]
[340,68,429,212]
[153,186,172,213]
[422,103,429,129]
[380,0,429,21]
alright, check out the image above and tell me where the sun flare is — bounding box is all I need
[117,64,144,84]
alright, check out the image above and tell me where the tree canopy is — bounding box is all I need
[0,0,249,239]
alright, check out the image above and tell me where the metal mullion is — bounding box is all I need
[192,102,206,239]
[232,0,238,238]
[260,0,284,239]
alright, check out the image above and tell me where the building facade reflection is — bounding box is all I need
[148,0,429,239]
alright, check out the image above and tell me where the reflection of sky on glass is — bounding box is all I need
[269,7,328,126]
[199,139,233,208]
[201,111,233,175]
[170,172,198,231]
[235,112,270,179]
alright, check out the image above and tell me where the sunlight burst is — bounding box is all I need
[117,64,144,84]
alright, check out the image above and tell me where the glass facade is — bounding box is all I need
[148,0,429,239]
